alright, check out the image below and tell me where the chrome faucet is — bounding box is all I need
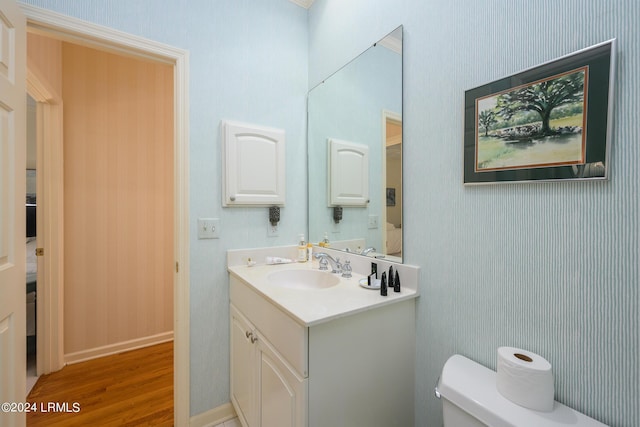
[360,247,376,256]
[314,252,342,274]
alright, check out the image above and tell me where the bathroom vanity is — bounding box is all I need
[228,250,418,427]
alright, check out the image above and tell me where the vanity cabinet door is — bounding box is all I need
[258,337,306,427]
[231,305,258,427]
[231,303,307,427]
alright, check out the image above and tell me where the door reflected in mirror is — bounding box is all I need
[384,112,402,259]
[308,26,403,262]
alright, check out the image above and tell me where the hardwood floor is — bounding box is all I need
[27,341,173,426]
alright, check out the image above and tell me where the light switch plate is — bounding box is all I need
[368,215,379,229]
[198,218,220,239]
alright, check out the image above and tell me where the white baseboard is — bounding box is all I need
[64,331,174,365]
[190,402,237,427]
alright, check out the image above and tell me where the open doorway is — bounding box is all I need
[27,29,174,390]
[26,94,38,394]
[22,4,190,424]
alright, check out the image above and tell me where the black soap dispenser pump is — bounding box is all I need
[380,272,388,296]
[393,270,401,292]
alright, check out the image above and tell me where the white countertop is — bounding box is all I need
[228,260,418,327]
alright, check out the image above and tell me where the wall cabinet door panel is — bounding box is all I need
[222,120,286,207]
[328,138,369,206]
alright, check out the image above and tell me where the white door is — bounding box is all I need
[0,0,27,426]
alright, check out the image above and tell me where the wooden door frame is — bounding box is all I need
[20,4,190,425]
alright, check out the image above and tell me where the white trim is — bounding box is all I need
[19,4,190,425]
[22,4,181,64]
[189,403,237,427]
[65,332,174,365]
[173,35,192,427]
[27,65,61,103]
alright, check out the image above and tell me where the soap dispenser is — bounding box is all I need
[307,242,313,263]
[297,234,307,262]
[322,232,330,248]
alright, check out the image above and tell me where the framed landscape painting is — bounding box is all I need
[464,39,616,185]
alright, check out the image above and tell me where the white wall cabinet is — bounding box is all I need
[328,138,369,206]
[230,275,414,427]
[222,120,286,207]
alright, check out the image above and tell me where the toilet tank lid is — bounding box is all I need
[437,355,608,427]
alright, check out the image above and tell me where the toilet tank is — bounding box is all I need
[436,355,608,427]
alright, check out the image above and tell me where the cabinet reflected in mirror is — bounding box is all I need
[308,26,403,262]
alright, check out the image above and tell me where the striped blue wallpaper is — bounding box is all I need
[310,1,639,426]
[408,2,638,426]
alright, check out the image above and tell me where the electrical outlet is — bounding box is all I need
[368,215,379,229]
[268,224,279,237]
[197,218,220,239]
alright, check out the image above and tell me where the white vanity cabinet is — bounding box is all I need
[231,305,306,427]
[230,274,415,427]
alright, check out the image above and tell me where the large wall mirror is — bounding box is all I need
[308,26,403,262]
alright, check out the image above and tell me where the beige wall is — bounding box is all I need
[26,33,63,170]
[61,43,174,356]
[27,33,63,95]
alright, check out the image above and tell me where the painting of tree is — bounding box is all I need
[495,69,586,136]
[464,39,615,184]
[478,110,497,137]
[472,67,589,172]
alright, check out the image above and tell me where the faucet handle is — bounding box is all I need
[318,257,329,271]
[334,257,342,274]
[341,260,352,278]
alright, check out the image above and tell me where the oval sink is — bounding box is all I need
[267,269,340,290]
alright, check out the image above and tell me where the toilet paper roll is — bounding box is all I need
[496,347,554,412]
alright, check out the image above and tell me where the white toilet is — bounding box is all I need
[436,354,607,427]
